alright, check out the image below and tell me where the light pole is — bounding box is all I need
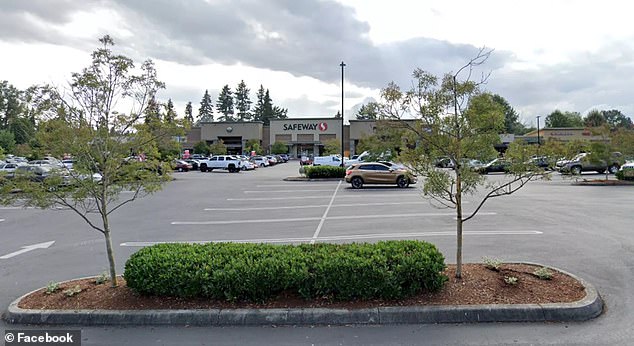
[340,61,346,166]
[536,115,541,146]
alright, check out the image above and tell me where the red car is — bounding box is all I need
[173,160,193,172]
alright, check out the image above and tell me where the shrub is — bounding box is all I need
[482,257,503,271]
[45,281,59,295]
[63,285,82,297]
[304,166,346,179]
[503,276,519,285]
[95,271,109,285]
[616,168,634,181]
[533,267,553,280]
[124,240,447,302]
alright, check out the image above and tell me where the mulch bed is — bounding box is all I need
[18,263,586,311]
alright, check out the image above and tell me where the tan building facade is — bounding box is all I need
[269,118,345,157]
[183,118,422,157]
[522,128,605,143]
[196,121,264,154]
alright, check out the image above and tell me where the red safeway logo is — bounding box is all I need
[318,122,328,131]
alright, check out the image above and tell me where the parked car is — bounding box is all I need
[183,159,200,170]
[190,154,207,160]
[300,155,313,166]
[61,159,75,170]
[279,154,289,162]
[266,155,278,165]
[345,162,417,189]
[0,162,24,178]
[172,159,193,172]
[313,155,343,167]
[526,156,551,169]
[344,151,370,166]
[558,152,623,175]
[239,158,256,171]
[253,156,269,167]
[198,155,242,172]
[477,158,511,174]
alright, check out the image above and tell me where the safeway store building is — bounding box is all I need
[183,118,413,157]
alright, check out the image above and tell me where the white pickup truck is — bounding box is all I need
[199,155,242,173]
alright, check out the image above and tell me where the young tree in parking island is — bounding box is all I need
[382,49,549,278]
[0,35,171,287]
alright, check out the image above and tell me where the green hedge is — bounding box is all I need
[304,165,346,178]
[616,168,634,181]
[124,241,447,302]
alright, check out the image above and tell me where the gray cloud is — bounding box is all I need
[1,0,633,121]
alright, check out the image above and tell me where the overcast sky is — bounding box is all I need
[1,0,633,126]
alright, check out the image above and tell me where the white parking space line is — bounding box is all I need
[172,217,322,225]
[0,207,34,210]
[203,201,431,212]
[119,230,543,247]
[243,189,335,193]
[228,193,426,201]
[172,211,496,225]
[256,184,338,188]
[0,219,4,222]
[205,205,329,211]
[311,180,342,244]
[228,196,331,201]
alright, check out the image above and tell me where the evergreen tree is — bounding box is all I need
[144,95,161,125]
[253,85,266,122]
[184,101,194,125]
[198,90,214,123]
[216,84,234,122]
[234,80,252,121]
[356,102,379,120]
[164,98,177,123]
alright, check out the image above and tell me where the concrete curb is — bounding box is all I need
[3,264,603,326]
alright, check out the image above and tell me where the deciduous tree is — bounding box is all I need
[381,49,547,278]
[0,35,170,287]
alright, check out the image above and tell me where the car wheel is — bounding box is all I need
[200,164,207,172]
[608,165,619,174]
[351,177,363,189]
[397,176,409,188]
[178,167,183,172]
[571,166,582,175]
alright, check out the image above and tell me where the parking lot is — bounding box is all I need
[1,161,633,345]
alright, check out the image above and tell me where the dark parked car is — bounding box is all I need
[478,158,511,174]
[183,159,200,170]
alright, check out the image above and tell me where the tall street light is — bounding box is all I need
[340,61,346,166]
[536,115,541,155]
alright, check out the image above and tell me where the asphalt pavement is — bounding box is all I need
[1,161,632,345]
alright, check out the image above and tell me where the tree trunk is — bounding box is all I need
[455,171,463,279]
[104,225,118,287]
[100,180,118,287]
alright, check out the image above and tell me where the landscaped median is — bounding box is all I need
[3,241,603,326]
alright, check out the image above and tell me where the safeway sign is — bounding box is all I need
[282,122,329,131]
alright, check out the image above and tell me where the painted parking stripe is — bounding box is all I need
[171,212,496,225]
[120,230,542,247]
[228,193,426,201]
[0,219,4,222]
[204,201,430,211]
[243,189,336,193]
[311,180,341,244]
